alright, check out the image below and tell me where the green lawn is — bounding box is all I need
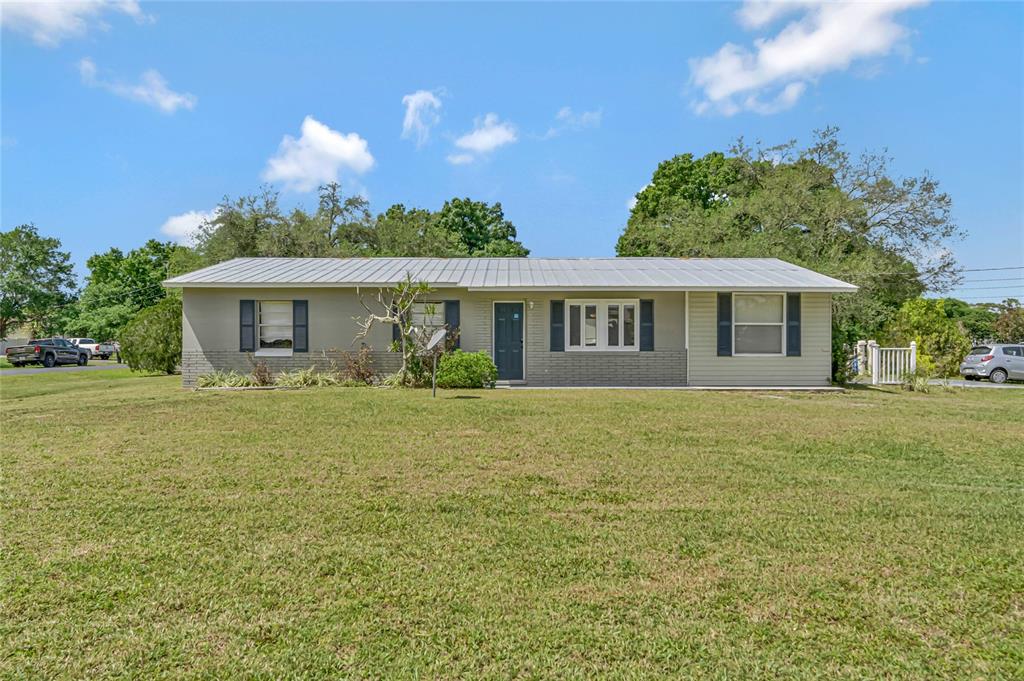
[2,372,1022,678]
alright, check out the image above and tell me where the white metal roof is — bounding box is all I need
[163,257,858,292]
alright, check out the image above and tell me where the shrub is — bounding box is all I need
[339,345,376,384]
[247,357,274,386]
[435,350,498,389]
[275,367,341,388]
[196,370,255,388]
[121,297,182,374]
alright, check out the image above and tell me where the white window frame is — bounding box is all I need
[255,300,293,357]
[732,292,786,357]
[564,299,640,352]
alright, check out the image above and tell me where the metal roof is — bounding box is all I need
[163,257,858,292]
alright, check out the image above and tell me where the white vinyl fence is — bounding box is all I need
[855,340,917,385]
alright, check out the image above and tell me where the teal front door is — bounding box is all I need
[494,303,524,381]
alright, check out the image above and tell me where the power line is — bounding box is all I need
[947,285,1024,292]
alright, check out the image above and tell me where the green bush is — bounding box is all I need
[275,367,341,388]
[121,297,182,374]
[196,370,255,388]
[435,350,498,389]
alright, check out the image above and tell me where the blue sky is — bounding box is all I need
[2,1,1022,301]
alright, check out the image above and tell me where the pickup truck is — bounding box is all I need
[68,337,116,360]
[5,338,90,367]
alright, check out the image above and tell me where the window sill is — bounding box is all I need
[255,349,293,357]
[564,348,641,353]
[732,353,786,358]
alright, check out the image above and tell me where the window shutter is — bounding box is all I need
[717,293,732,357]
[550,300,565,352]
[640,299,654,351]
[444,300,461,348]
[786,293,801,357]
[239,300,255,352]
[293,300,309,353]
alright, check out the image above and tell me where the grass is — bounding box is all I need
[2,372,1022,679]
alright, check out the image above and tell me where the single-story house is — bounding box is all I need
[163,257,857,388]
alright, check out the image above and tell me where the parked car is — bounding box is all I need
[5,338,90,367]
[68,337,116,360]
[959,344,1024,383]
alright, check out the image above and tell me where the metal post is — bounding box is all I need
[432,352,437,398]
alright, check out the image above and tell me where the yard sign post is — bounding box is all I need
[426,329,448,398]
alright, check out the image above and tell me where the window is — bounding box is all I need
[565,300,638,351]
[411,301,445,333]
[258,301,292,354]
[734,293,784,355]
[969,346,991,356]
[1002,346,1023,357]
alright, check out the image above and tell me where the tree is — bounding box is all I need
[435,198,529,256]
[120,297,182,374]
[616,128,962,380]
[353,275,435,386]
[883,298,971,377]
[0,224,76,338]
[372,204,466,257]
[994,299,1024,343]
[939,298,998,342]
[69,239,180,341]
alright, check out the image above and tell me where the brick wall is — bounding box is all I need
[181,349,401,387]
[527,350,687,387]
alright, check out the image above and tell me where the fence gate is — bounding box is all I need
[856,340,917,385]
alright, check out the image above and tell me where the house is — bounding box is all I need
[163,257,857,387]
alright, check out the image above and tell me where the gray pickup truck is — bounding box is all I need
[5,338,90,367]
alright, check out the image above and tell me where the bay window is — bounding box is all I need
[566,300,638,351]
[734,293,784,355]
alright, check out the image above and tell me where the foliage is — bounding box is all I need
[274,367,342,388]
[883,298,971,377]
[900,368,935,393]
[993,299,1024,342]
[435,198,529,256]
[354,275,435,387]
[247,357,274,386]
[196,370,255,388]
[338,345,376,384]
[435,350,499,389]
[120,297,182,374]
[67,239,181,341]
[0,224,76,338]
[616,128,962,379]
[939,297,999,342]
[176,185,528,278]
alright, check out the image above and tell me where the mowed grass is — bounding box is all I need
[1,372,1022,679]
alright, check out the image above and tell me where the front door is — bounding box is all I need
[494,303,524,381]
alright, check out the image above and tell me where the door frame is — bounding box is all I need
[492,300,526,383]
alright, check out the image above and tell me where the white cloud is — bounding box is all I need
[690,0,928,116]
[543,106,602,138]
[401,89,443,147]
[0,0,150,47]
[160,208,218,245]
[79,58,196,113]
[262,115,375,192]
[447,113,517,164]
[627,184,652,211]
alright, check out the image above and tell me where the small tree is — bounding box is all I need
[121,297,182,374]
[884,298,971,377]
[354,274,435,386]
[994,299,1024,343]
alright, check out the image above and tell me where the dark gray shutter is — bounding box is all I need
[639,300,654,351]
[240,300,255,352]
[444,300,461,348]
[550,300,565,352]
[392,304,400,345]
[786,293,801,357]
[293,300,308,352]
[717,293,732,357]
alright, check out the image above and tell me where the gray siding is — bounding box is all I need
[687,292,832,386]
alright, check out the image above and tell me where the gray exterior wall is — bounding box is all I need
[181,287,831,387]
[686,291,833,387]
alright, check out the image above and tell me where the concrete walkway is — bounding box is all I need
[929,378,1024,390]
[2,363,127,377]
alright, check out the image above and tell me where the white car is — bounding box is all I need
[68,337,116,360]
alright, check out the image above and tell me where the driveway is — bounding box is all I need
[2,363,127,377]
[930,379,1024,389]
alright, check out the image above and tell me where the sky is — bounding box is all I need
[2,1,1022,302]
